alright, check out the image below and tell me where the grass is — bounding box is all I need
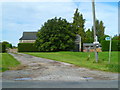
[0,53,20,72]
[25,51,119,73]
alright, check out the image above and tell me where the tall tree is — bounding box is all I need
[112,34,120,40]
[72,8,85,52]
[85,29,94,43]
[73,8,86,42]
[35,17,76,52]
[92,20,105,42]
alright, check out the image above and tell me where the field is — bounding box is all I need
[0,53,20,72]
[25,51,119,73]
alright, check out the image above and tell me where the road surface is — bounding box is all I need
[2,53,119,88]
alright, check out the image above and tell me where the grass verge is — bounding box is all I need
[25,51,119,73]
[0,53,20,72]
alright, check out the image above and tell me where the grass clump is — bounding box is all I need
[0,53,20,72]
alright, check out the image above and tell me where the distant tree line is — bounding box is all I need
[0,41,12,53]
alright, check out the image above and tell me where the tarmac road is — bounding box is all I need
[2,80,119,88]
[1,53,119,88]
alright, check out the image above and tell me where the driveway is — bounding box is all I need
[2,53,118,88]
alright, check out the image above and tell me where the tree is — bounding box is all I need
[112,34,120,40]
[99,35,110,42]
[72,8,85,52]
[2,41,9,45]
[85,29,94,43]
[73,8,86,42]
[2,41,12,49]
[92,20,105,42]
[35,17,76,52]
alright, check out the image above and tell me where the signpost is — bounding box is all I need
[105,36,112,64]
[105,37,110,41]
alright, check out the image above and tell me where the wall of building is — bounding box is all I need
[19,40,36,43]
[83,47,102,52]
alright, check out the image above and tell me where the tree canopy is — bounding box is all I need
[73,8,86,42]
[35,8,108,52]
[85,29,94,43]
[112,34,120,40]
[92,20,105,42]
[35,17,76,51]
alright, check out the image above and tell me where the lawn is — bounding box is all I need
[25,51,119,73]
[0,53,20,72]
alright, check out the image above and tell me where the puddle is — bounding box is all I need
[14,78,32,81]
[83,77,93,80]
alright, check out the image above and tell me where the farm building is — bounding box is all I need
[83,43,102,52]
[19,32,37,43]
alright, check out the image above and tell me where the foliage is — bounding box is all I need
[18,43,39,52]
[0,53,20,72]
[99,35,110,43]
[92,20,105,42]
[112,34,120,40]
[0,43,6,53]
[25,51,119,72]
[0,41,12,53]
[101,40,120,51]
[6,44,12,49]
[2,44,6,53]
[35,17,76,52]
[85,29,94,43]
[0,43,1,53]
[2,41,9,45]
[73,8,85,42]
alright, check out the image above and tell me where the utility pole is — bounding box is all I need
[92,0,99,63]
[108,36,112,64]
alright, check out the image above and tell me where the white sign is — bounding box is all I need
[105,37,110,41]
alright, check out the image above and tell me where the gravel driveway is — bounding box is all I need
[2,53,118,81]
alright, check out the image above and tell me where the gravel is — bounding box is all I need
[2,53,118,81]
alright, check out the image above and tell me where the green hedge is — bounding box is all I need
[0,43,1,53]
[0,43,6,53]
[18,43,39,52]
[101,40,120,51]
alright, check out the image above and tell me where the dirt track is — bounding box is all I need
[2,53,118,81]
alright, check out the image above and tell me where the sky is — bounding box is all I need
[0,0,119,46]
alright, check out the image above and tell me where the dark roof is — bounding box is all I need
[19,32,37,40]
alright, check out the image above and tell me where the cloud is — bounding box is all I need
[2,2,75,45]
[76,2,118,36]
[1,2,118,46]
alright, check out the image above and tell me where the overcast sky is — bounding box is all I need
[0,0,119,46]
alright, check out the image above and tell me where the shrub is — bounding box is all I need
[6,44,12,49]
[101,40,120,51]
[18,43,39,52]
[0,43,6,53]
[0,43,1,53]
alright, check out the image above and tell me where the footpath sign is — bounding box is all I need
[105,36,112,64]
[105,37,110,41]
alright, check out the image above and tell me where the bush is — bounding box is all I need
[0,43,6,53]
[6,44,12,49]
[101,40,120,51]
[0,43,1,53]
[18,43,39,52]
